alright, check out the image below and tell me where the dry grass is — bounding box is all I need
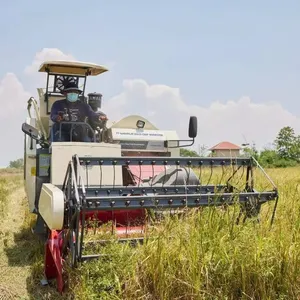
[0,172,61,300]
[0,168,23,176]
[0,173,31,299]
[66,166,300,299]
[1,166,300,299]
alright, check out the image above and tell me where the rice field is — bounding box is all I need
[1,166,300,299]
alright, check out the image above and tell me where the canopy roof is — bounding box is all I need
[38,60,108,76]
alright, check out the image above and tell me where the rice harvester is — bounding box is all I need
[21,60,279,293]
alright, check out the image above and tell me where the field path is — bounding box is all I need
[0,184,31,299]
[0,176,68,300]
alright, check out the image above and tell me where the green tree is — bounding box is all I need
[274,126,300,160]
[8,158,24,169]
[258,148,297,168]
[259,149,279,167]
[242,143,259,160]
[180,148,199,157]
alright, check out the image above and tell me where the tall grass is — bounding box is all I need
[0,177,10,216]
[0,172,22,216]
[65,167,300,300]
[7,166,298,299]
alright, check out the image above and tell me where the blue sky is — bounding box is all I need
[2,1,300,109]
[1,1,300,166]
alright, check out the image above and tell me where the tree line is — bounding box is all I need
[246,126,300,168]
[180,126,300,168]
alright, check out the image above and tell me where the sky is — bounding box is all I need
[1,1,300,166]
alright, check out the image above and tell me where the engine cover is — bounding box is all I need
[39,183,64,230]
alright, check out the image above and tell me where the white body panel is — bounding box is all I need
[24,117,37,212]
[50,142,123,187]
[39,183,64,230]
[167,143,180,157]
[109,125,180,157]
[111,128,167,141]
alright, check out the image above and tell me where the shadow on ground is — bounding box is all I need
[4,225,76,300]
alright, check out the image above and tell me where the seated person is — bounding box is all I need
[50,82,107,142]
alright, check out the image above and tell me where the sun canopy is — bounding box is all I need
[38,60,108,76]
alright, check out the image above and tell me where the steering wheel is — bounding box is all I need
[58,121,96,142]
[85,113,108,142]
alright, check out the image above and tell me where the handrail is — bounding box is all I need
[74,154,86,196]
[70,160,81,205]
[27,97,47,139]
[62,160,81,206]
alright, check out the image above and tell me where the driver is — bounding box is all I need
[50,82,107,142]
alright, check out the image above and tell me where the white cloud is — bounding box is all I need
[0,73,31,116]
[104,79,300,151]
[1,48,300,166]
[0,73,31,166]
[23,48,76,96]
[0,48,76,167]
[24,48,75,75]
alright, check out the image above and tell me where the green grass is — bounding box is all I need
[2,166,300,299]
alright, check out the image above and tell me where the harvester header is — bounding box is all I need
[21,59,279,294]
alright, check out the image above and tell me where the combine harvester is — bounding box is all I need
[21,60,279,293]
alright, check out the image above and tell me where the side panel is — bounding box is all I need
[24,117,37,213]
[50,142,123,186]
[35,149,51,211]
[167,141,180,157]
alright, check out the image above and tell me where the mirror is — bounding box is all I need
[162,116,198,149]
[188,116,197,138]
[22,123,39,140]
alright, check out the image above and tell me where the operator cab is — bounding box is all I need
[36,60,108,143]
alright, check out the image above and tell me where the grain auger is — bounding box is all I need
[21,60,279,293]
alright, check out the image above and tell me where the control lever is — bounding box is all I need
[63,108,70,121]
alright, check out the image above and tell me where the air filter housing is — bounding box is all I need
[88,92,102,111]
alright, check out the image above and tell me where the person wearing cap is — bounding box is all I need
[50,82,107,142]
